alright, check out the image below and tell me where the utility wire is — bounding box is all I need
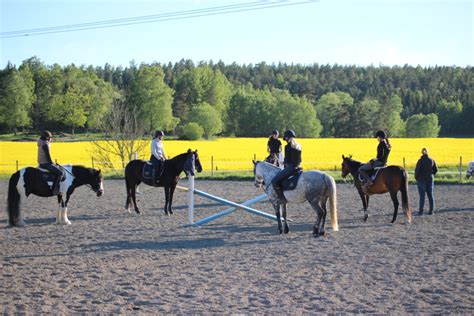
[1,1,317,39]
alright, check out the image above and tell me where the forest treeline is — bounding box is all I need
[0,57,472,138]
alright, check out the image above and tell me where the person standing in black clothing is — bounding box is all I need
[359,130,391,186]
[415,148,438,215]
[271,130,302,204]
[267,130,282,164]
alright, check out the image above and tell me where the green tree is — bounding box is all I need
[48,86,88,134]
[182,122,204,140]
[315,92,353,137]
[0,67,35,134]
[128,64,178,132]
[273,89,322,137]
[346,98,380,137]
[188,102,222,138]
[376,94,405,137]
[436,99,462,135]
[405,113,440,137]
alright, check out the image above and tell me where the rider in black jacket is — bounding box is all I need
[359,130,391,185]
[271,130,302,204]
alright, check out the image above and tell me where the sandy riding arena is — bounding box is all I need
[1,180,473,313]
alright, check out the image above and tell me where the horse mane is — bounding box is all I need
[344,157,363,170]
[169,151,190,162]
[259,160,280,170]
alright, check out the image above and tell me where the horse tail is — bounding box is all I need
[325,174,339,231]
[7,171,21,226]
[400,168,412,223]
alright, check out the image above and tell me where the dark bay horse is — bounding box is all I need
[7,165,104,226]
[124,149,202,215]
[341,155,412,223]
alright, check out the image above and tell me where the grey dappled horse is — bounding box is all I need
[253,161,338,237]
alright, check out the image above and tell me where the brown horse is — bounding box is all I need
[341,155,412,223]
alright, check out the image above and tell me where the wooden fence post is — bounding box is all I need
[403,157,406,170]
[459,156,462,182]
[91,157,94,169]
[16,160,19,171]
[211,156,214,177]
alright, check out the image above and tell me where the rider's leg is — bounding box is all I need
[271,166,294,204]
[358,162,373,185]
[41,163,63,195]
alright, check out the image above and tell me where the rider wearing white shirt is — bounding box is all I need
[150,131,166,184]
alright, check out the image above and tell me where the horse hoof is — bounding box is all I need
[364,215,368,221]
[284,228,289,234]
[135,210,140,214]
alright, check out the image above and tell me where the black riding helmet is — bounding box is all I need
[375,130,386,139]
[41,130,52,140]
[154,130,165,138]
[283,130,296,140]
[271,130,279,136]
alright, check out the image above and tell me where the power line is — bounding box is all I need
[1,1,317,39]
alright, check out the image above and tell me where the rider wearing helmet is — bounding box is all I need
[150,130,166,185]
[271,129,302,204]
[37,130,65,195]
[359,130,391,186]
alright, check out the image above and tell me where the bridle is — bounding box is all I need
[62,165,103,194]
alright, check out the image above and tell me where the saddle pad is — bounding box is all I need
[142,163,154,180]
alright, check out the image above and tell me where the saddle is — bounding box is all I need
[142,162,165,185]
[358,166,386,183]
[37,166,66,183]
[281,168,303,191]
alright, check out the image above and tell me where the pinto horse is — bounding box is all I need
[124,149,202,215]
[341,155,412,223]
[7,165,104,226]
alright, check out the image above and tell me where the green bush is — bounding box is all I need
[182,122,204,140]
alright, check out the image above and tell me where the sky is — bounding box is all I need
[0,0,472,68]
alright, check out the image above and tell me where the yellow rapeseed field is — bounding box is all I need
[0,138,472,174]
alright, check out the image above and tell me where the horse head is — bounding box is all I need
[73,166,104,197]
[341,155,352,178]
[253,161,265,188]
[184,149,203,176]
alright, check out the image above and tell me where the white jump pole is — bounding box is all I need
[186,193,268,227]
[188,175,195,225]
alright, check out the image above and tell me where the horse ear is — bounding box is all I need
[342,155,345,159]
[187,148,192,153]
[195,149,198,153]
[252,159,256,165]
[349,154,352,159]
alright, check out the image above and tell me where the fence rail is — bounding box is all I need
[0,155,470,181]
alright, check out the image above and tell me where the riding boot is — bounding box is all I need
[359,170,373,186]
[274,186,287,204]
